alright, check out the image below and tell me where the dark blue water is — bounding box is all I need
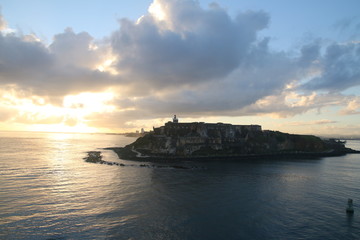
[1,132,359,239]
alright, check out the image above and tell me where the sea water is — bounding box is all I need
[0,131,360,240]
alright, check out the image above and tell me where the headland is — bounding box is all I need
[111,115,359,161]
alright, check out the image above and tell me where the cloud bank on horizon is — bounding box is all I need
[0,0,360,134]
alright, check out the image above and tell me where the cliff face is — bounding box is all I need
[125,122,346,157]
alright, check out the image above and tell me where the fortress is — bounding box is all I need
[153,115,261,139]
[133,115,264,156]
[113,115,357,159]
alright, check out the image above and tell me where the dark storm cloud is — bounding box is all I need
[302,42,360,92]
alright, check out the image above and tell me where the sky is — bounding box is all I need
[0,0,360,136]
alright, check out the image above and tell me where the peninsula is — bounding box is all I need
[111,115,359,161]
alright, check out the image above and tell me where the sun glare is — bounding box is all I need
[96,57,118,74]
[149,0,166,21]
[1,90,117,133]
[30,123,99,133]
[63,92,115,113]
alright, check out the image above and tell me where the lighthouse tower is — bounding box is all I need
[173,115,178,123]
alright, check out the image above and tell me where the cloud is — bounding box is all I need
[108,0,336,121]
[106,35,310,120]
[302,42,360,92]
[0,107,15,121]
[298,41,321,67]
[111,0,269,93]
[0,0,319,115]
[0,7,6,31]
[0,0,359,132]
[333,16,360,39]
[0,32,52,75]
[0,28,115,101]
[288,119,338,126]
[49,27,103,69]
[241,91,359,118]
[340,97,360,115]
[334,17,357,32]
[14,112,64,125]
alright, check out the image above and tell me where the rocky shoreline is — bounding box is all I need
[83,151,204,169]
[107,146,360,162]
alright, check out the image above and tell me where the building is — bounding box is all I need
[153,116,262,138]
[145,116,262,156]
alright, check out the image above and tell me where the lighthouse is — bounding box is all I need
[173,115,178,123]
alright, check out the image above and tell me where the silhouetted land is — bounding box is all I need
[107,121,360,161]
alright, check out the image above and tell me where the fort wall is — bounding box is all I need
[154,122,261,137]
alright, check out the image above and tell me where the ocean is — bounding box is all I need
[0,131,360,240]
